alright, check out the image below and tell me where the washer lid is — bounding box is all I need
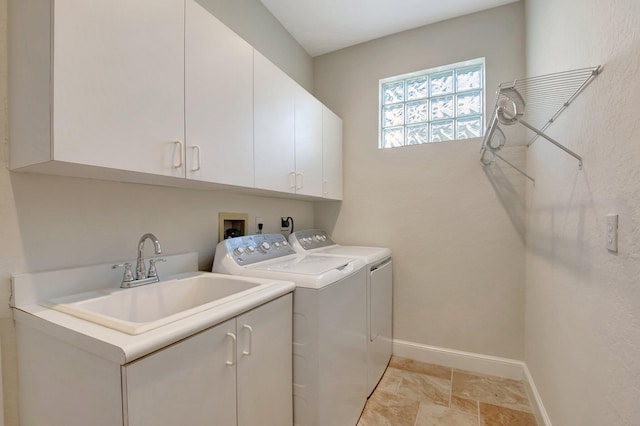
[247,254,356,275]
[244,254,365,289]
[307,245,392,265]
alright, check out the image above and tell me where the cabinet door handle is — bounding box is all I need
[225,332,237,366]
[288,172,296,190]
[296,172,304,190]
[173,140,183,168]
[190,145,201,172]
[241,324,253,356]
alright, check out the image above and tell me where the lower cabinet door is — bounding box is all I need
[236,294,293,426]
[123,318,237,426]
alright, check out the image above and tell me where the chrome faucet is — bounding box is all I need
[113,233,164,288]
[136,233,162,280]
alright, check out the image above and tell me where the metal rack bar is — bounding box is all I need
[480,66,601,180]
[494,152,535,183]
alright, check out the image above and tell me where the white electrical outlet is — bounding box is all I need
[606,214,618,253]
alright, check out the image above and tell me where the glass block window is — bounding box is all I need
[379,58,484,149]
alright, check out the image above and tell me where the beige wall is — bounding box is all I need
[525,0,640,424]
[0,0,314,424]
[313,2,527,359]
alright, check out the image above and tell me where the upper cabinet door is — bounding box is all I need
[185,0,254,187]
[322,106,343,200]
[254,51,296,193]
[52,0,185,177]
[294,86,323,197]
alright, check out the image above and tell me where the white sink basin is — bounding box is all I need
[43,273,273,335]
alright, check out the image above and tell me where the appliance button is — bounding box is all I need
[274,242,281,248]
[246,245,255,254]
[233,247,245,256]
[282,241,289,246]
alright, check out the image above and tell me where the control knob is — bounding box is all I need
[259,242,271,253]
[233,247,245,256]
[246,245,256,254]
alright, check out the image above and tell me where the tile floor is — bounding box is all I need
[358,356,538,426]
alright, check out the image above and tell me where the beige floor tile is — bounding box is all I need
[479,402,538,426]
[451,370,532,412]
[389,356,452,380]
[375,367,403,394]
[396,369,451,407]
[360,361,538,426]
[414,401,479,426]
[358,390,421,426]
[450,395,479,415]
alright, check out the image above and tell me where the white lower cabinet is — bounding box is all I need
[124,319,237,425]
[15,294,292,426]
[124,294,293,426]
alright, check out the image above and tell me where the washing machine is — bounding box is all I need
[212,233,367,426]
[289,229,392,397]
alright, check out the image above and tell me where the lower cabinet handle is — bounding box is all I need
[173,140,183,168]
[226,332,237,366]
[190,145,201,172]
[242,324,253,356]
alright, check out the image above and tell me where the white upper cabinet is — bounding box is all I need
[9,0,342,200]
[254,51,327,197]
[294,86,324,197]
[51,0,185,177]
[322,106,344,200]
[253,51,296,193]
[185,0,254,187]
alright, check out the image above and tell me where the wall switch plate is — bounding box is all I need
[606,214,618,252]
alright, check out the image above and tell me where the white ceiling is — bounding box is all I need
[260,0,519,57]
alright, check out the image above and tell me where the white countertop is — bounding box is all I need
[12,253,295,364]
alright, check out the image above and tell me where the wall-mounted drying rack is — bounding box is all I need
[480,66,601,182]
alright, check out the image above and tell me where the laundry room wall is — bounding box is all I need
[524,0,640,424]
[0,0,313,423]
[313,2,527,360]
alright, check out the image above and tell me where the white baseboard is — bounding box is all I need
[522,363,552,426]
[392,339,551,426]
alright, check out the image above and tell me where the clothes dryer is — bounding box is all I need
[289,229,392,396]
[213,233,367,426]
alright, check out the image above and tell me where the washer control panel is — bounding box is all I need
[222,234,296,265]
[290,229,335,250]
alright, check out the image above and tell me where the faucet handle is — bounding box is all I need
[113,263,134,284]
[147,258,166,279]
